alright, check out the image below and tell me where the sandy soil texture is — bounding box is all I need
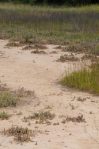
[0,40,99,149]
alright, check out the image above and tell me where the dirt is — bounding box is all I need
[0,40,99,149]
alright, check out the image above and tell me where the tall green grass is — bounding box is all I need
[61,63,99,95]
[0,3,99,44]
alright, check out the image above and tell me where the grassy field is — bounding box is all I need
[0,3,99,44]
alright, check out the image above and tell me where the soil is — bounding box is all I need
[0,40,99,149]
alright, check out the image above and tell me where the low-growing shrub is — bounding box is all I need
[26,111,55,124]
[3,126,33,142]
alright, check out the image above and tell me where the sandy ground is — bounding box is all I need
[0,40,99,149]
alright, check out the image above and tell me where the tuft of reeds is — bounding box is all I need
[61,62,99,95]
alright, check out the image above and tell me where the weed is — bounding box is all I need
[31,50,46,54]
[22,45,34,50]
[27,111,55,124]
[66,115,85,123]
[62,114,85,123]
[6,41,23,47]
[61,63,99,95]
[77,97,86,102]
[3,126,33,142]
[0,91,18,107]
[0,84,8,91]
[15,87,35,98]
[57,54,79,62]
[0,111,10,120]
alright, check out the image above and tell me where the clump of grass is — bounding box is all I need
[66,114,86,123]
[0,91,18,107]
[22,45,34,51]
[6,41,23,48]
[0,111,10,120]
[27,111,55,124]
[61,63,99,95]
[3,126,33,142]
[62,114,85,124]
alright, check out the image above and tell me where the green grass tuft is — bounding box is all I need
[61,63,99,95]
[0,91,18,107]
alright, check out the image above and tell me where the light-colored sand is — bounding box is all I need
[0,40,99,149]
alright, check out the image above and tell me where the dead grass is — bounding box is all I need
[6,41,23,48]
[31,49,46,54]
[22,45,34,51]
[0,84,8,92]
[15,87,35,98]
[62,114,86,123]
[63,43,95,54]
[57,54,79,62]
[76,97,87,102]
[81,54,97,61]
[26,111,55,124]
[3,126,33,142]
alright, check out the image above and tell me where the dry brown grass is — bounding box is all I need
[62,114,86,124]
[31,49,46,54]
[6,41,24,48]
[3,126,33,142]
[25,111,55,124]
[15,87,35,98]
[57,54,79,62]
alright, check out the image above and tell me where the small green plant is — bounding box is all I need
[0,111,10,120]
[0,91,18,107]
[61,63,99,95]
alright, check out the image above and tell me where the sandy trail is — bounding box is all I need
[0,40,99,149]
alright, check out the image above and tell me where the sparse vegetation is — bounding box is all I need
[3,126,33,142]
[61,63,99,95]
[62,114,85,123]
[15,87,35,98]
[66,114,86,123]
[0,91,18,107]
[6,41,23,47]
[26,111,55,124]
[0,111,10,120]
[31,49,46,54]
[57,54,79,62]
